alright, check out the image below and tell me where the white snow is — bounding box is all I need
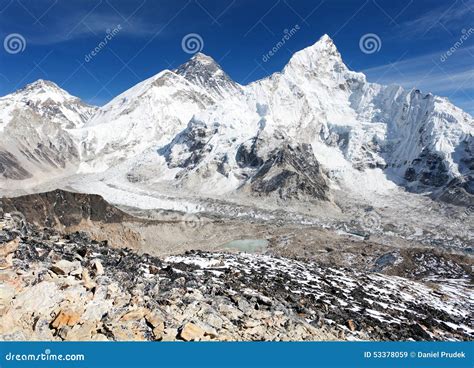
[0,34,472,224]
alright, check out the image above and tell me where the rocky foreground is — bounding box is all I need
[0,212,472,341]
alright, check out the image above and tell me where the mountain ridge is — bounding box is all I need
[0,35,472,211]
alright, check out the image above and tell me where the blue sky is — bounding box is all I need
[0,0,472,114]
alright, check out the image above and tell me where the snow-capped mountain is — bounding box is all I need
[174,53,243,99]
[127,35,473,204]
[0,35,472,209]
[0,80,96,184]
[76,54,239,172]
[0,80,95,131]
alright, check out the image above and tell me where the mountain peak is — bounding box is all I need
[307,33,339,55]
[15,79,76,102]
[176,53,222,76]
[23,79,63,92]
[318,34,334,44]
[282,33,347,78]
[190,52,216,65]
[174,53,242,99]
[0,78,96,130]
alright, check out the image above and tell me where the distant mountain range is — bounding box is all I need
[0,34,472,209]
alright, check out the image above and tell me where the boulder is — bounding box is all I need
[33,319,56,340]
[51,260,81,276]
[66,321,98,341]
[178,322,205,341]
[91,333,109,341]
[161,327,178,341]
[82,299,113,322]
[144,310,165,340]
[218,303,243,320]
[347,319,356,332]
[0,238,19,257]
[81,269,96,290]
[108,320,148,341]
[197,321,219,338]
[12,281,62,315]
[120,308,147,322]
[92,259,104,275]
[51,309,83,329]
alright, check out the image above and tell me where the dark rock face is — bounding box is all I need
[0,189,132,228]
[216,154,229,177]
[174,53,242,99]
[404,148,450,188]
[443,136,474,203]
[159,128,330,202]
[236,138,264,168]
[250,144,329,201]
[158,121,215,171]
[416,137,474,207]
[436,177,474,207]
[457,136,474,175]
[404,167,417,182]
[0,151,32,180]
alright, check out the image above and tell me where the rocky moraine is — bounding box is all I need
[0,212,472,342]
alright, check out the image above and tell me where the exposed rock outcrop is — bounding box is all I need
[0,189,132,228]
[249,144,329,201]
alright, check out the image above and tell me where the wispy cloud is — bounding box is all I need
[398,0,474,37]
[0,1,161,45]
[32,12,160,45]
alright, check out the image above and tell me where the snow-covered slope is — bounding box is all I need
[0,35,472,210]
[0,80,96,184]
[0,80,95,131]
[125,35,472,205]
[76,54,239,172]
